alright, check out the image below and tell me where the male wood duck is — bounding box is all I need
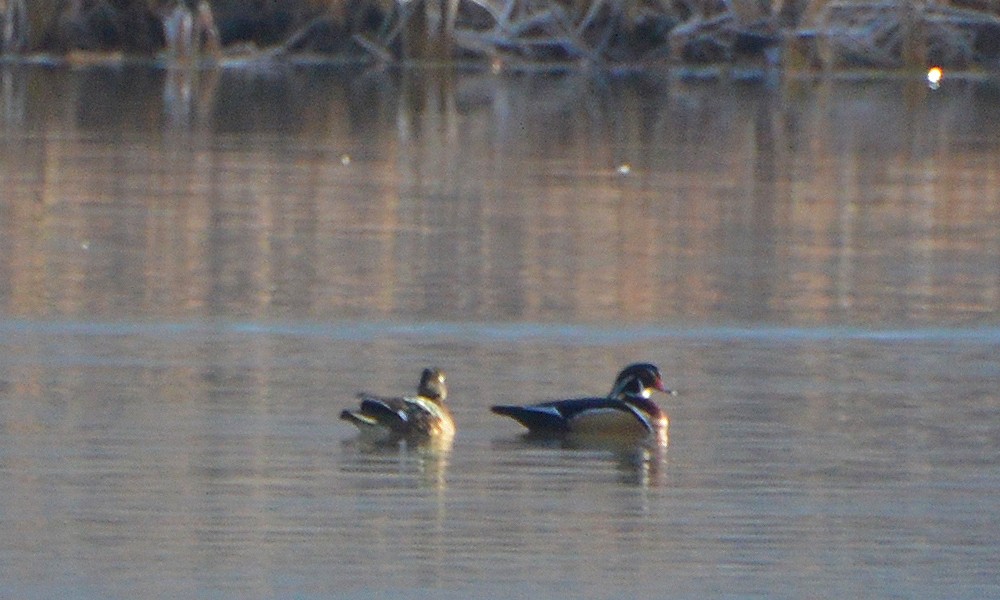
[340,367,455,443]
[491,363,673,441]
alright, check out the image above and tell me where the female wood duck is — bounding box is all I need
[340,367,455,444]
[491,363,673,441]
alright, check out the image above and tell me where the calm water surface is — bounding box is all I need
[1,64,999,598]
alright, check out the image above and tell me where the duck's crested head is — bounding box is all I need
[418,367,447,402]
[611,363,673,399]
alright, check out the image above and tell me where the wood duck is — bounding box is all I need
[491,363,673,440]
[340,367,454,443]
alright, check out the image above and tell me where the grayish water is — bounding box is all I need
[1,64,999,598]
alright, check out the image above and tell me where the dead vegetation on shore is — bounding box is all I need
[2,0,1000,71]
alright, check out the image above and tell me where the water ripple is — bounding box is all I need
[2,318,999,345]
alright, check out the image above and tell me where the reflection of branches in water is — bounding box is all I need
[1,0,28,54]
[152,63,694,165]
[162,63,221,128]
[0,63,27,126]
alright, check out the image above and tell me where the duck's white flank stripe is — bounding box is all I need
[621,404,654,431]
[405,396,445,421]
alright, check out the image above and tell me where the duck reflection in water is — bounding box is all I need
[490,433,669,488]
[340,434,452,490]
[617,443,669,488]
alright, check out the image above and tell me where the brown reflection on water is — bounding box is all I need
[1,65,1000,326]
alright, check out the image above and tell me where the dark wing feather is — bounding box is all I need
[491,404,569,433]
[492,397,633,434]
[355,394,409,429]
